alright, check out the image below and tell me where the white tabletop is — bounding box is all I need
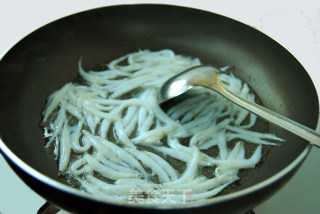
[1,1,320,214]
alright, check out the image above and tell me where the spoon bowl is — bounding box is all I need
[159,65,320,147]
[158,65,220,103]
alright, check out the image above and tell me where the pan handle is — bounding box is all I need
[37,202,60,214]
[214,78,320,148]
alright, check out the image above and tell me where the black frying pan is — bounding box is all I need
[0,4,318,214]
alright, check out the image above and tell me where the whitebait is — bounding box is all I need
[42,49,282,204]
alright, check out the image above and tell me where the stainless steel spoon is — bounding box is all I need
[158,65,320,147]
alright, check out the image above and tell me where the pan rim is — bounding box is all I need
[0,3,319,211]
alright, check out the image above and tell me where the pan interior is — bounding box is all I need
[0,4,318,201]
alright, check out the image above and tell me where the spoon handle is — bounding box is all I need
[213,80,320,148]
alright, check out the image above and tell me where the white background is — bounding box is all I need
[1,0,320,213]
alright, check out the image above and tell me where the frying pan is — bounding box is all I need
[0,4,319,214]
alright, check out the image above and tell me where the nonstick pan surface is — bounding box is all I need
[0,4,319,214]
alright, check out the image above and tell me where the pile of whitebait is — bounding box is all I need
[42,49,283,204]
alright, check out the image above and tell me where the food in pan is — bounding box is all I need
[41,49,282,204]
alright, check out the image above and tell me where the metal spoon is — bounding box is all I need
[158,65,320,147]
